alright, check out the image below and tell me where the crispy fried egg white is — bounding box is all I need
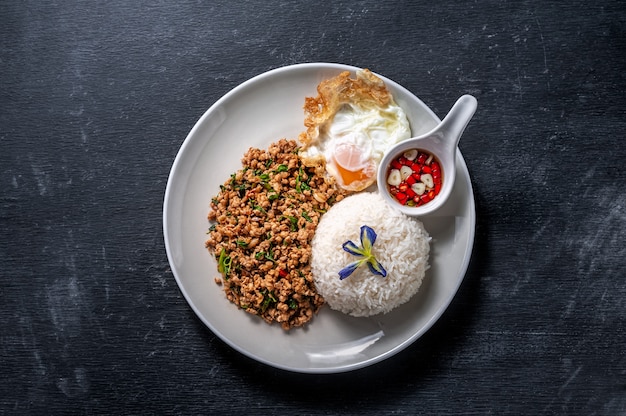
[298,69,411,192]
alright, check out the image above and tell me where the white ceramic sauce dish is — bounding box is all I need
[377,95,477,216]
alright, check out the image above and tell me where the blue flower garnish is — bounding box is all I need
[338,225,387,280]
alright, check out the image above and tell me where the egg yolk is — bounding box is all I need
[332,143,373,187]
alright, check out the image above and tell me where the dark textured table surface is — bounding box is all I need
[2,1,625,414]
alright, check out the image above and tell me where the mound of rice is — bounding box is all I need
[311,192,430,317]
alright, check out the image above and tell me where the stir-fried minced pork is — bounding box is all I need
[205,139,347,330]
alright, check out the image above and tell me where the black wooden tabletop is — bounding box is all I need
[2,1,625,414]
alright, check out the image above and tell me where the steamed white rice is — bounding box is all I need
[311,192,430,317]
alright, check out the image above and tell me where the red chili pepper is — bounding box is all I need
[410,162,421,173]
[431,162,440,173]
[279,269,288,278]
[422,165,432,174]
[405,175,417,185]
[411,172,421,181]
[398,156,409,165]
[432,171,440,180]
[396,192,408,205]
[398,183,409,192]
[390,159,402,170]
[406,187,416,198]
[420,193,432,204]
[417,153,427,164]
[435,183,441,194]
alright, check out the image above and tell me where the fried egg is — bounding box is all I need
[298,69,411,192]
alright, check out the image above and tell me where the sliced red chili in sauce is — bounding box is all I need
[386,149,442,207]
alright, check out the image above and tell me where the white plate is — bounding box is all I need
[163,63,475,373]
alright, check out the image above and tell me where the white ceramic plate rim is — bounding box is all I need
[163,63,475,373]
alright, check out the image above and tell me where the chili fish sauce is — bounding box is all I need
[385,149,442,207]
